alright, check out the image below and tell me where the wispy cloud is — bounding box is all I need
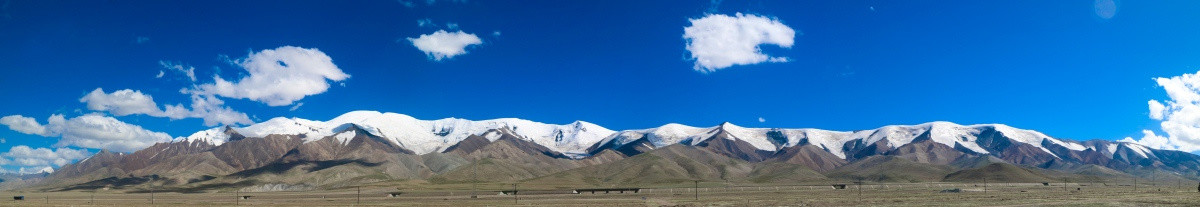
[398,0,415,8]
[158,60,197,82]
[289,102,304,111]
[417,18,434,27]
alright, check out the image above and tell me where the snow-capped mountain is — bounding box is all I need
[588,121,1157,162]
[181,111,1170,164]
[181,110,615,155]
[22,110,1200,192]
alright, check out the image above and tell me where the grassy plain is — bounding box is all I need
[1,182,1199,206]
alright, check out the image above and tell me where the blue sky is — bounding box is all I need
[2,0,1200,173]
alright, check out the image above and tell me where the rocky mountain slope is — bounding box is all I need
[7,110,1200,191]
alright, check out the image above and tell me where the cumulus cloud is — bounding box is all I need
[407,30,483,61]
[758,117,766,123]
[0,115,51,136]
[1,145,90,167]
[1149,100,1166,120]
[188,46,350,107]
[183,94,253,126]
[79,88,251,126]
[80,88,166,117]
[1126,71,1200,152]
[0,114,173,152]
[1121,130,1173,150]
[683,13,796,73]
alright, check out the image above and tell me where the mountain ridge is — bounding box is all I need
[8,110,1200,192]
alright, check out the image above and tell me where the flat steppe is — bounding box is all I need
[1,182,1198,206]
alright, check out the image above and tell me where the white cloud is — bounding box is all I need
[135,36,150,44]
[407,30,483,61]
[1,145,90,167]
[446,22,459,30]
[683,13,796,73]
[492,30,501,37]
[1121,130,1174,150]
[399,0,415,8]
[189,46,350,107]
[1128,71,1200,152]
[758,117,766,123]
[155,70,165,78]
[79,88,251,126]
[1149,100,1166,120]
[0,115,50,136]
[80,88,164,117]
[18,166,53,174]
[57,114,174,152]
[158,60,197,82]
[0,114,173,152]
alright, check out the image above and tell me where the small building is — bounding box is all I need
[572,188,640,194]
[499,190,518,195]
[832,184,847,189]
[239,196,253,200]
[386,192,403,197]
[12,196,23,201]
[1042,183,1050,186]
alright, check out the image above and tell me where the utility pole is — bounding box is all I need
[512,183,518,204]
[357,186,362,205]
[235,190,239,206]
[472,159,478,199]
[1134,178,1138,192]
[856,180,863,203]
[91,191,95,204]
[983,178,987,194]
[693,180,699,201]
[151,187,155,205]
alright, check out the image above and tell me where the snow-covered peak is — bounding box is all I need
[185,110,617,155]
[179,112,1120,161]
[179,127,232,145]
[647,123,709,146]
[332,129,356,145]
[711,122,776,151]
[1120,142,1154,158]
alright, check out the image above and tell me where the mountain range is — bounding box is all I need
[3,110,1198,192]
